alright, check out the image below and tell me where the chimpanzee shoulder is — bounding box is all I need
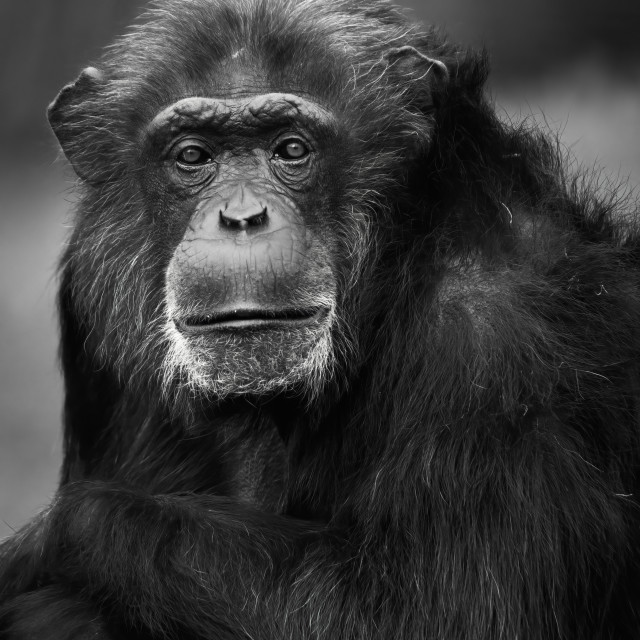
[1,0,640,638]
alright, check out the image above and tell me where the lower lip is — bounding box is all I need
[176,308,327,334]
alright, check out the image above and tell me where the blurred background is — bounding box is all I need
[1,0,639,540]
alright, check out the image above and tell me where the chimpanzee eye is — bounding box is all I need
[176,144,213,167]
[274,138,309,160]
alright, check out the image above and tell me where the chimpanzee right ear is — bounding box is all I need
[48,67,105,183]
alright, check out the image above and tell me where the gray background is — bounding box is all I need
[1,0,639,540]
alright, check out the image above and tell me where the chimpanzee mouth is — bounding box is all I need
[176,307,328,334]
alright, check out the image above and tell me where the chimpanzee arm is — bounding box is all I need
[0,586,116,640]
[9,423,640,640]
[32,483,330,639]
[0,516,121,639]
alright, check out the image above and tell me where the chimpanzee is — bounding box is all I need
[1,0,640,638]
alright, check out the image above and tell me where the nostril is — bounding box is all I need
[248,207,268,227]
[220,207,268,230]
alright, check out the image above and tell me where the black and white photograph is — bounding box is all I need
[1,0,639,637]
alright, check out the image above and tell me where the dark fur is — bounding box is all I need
[2,0,640,638]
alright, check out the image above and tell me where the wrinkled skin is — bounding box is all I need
[1,0,640,639]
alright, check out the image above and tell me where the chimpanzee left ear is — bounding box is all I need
[48,67,106,183]
[384,46,449,108]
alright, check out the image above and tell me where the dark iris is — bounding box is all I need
[177,145,212,166]
[275,139,309,160]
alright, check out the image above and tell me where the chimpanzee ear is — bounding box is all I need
[384,46,449,109]
[48,67,105,182]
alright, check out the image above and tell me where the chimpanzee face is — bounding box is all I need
[47,32,444,403]
[146,94,341,398]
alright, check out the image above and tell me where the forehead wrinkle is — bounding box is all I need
[147,93,335,140]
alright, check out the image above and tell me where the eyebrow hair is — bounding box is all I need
[146,93,337,140]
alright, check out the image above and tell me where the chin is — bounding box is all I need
[160,309,337,401]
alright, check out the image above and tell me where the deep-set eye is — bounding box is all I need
[176,143,213,167]
[274,138,309,160]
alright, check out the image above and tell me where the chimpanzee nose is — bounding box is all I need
[219,206,268,230]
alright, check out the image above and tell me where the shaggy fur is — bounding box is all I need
[1,0,640,638]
